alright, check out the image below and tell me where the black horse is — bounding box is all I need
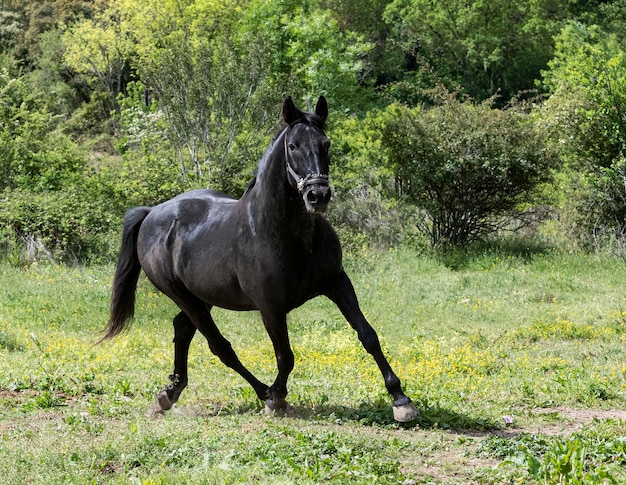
[102,96,418,423]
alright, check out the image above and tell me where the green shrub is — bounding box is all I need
[0,185,120,264]
[380,89,559,247]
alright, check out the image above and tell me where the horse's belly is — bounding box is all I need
[186,276,258,312]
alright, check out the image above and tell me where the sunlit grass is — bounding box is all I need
[1,247,626,483]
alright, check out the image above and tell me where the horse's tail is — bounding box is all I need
[100,206,151,342]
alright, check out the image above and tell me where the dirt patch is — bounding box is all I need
[408,407,626,482]
[0,388,36,401]
[0,387,79,406]
[527,406,626,436]
[400,446,500,483]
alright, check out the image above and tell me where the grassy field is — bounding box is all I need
[1,245,626,484]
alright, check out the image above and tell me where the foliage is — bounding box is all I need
[327,111,416,249]
[544,21,626,166]
[6,0,108,62]
[0,171,123,264]
[315,0,403,89]
[264,3,372,110]
[0,8,21,51]
[379,88,558,246]
[118,0,257,189]
[0,72,185,263]
[62,1,139,118]
[114,81,188,203]
[3,0,626,259]
[483,427,626,484]
[67,0,374,193]
[0,69,83,191]
[0,65,118,263]
[542,21,626,253]
[383,0,570,101]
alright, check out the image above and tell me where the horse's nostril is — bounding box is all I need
[306,187,331,204]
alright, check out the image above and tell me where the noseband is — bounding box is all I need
[283,126,329,195]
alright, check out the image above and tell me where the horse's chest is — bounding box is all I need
[284,247,337,294]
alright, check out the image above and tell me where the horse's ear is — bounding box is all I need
[315,96,328,122]
[282,96,303,125]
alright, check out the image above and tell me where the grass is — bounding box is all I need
[1,245,626,483]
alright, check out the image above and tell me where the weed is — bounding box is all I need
[234,426,404,483]
[481,426,626,484]
[0,329,23,351]
[19,390,66,411]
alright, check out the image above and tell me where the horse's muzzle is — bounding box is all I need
[303,183,331,214]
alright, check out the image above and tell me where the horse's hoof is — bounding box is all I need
[393,402,419,423]
[157,389,174,412]
[264,398,293,417]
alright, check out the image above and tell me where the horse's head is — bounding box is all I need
[282,96,331,214]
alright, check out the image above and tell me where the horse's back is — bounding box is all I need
[163,188,237,211]
[145,189,237,227]
[136,189,241,289]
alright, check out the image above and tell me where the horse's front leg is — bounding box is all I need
[325,271,419,423]
[260,309,294,415]
[157,311,195,412]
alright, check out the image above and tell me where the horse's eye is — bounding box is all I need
[288,143,296,151]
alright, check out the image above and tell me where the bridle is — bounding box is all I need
[283,124,329,195]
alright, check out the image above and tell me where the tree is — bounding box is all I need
[62,2,137,118]
[82,0,374,191]
[314,0,403,89]
[383,0,569,101]
[541,20,626,253]
[380,89,557,246]
[543,21,626,167]
[117,0,266,190]
[8,0,108,64]
[0,7,21,51]
[239,0,373,112]
[0,69,85,192]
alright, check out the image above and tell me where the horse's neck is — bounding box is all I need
[256,129,287,185]
[250,133,316,241]
[255,131,290,208]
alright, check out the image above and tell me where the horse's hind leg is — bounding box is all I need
[179,300,272,407]
[157,311,196,412]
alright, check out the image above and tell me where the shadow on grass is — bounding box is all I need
[248,398,503,432]
[193,395,502,434]
[436,238,557,271]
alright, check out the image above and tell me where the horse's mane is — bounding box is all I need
[241,175,257,197]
